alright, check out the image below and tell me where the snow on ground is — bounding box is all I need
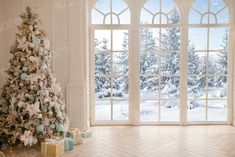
[95,98,226,121]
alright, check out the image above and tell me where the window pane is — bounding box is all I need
[161,0,177,14]
[113,30,128,51]
[140,100,158,121]
[112,14,119,24]
[113,76,129,99]
[208,51,227,74]
[209,28,229,50]
[92,10,104,24]
[188,76,206,99]
[95,77,111,100]
[140,51,159,75]
[140,76,159,99]
[104,14,111,24]
[189,9,201,24]
[94,0,110,14]
[202,14,209,24]
[140,28,159,51]
[217,8,229,24]
[208,100,227,121]
[168,9,180,24]
[209,14,216,24]
[140,9,153,24]
[113,52,129,75]
[187,100,206,121]
[161,15,168,24]
[192,0,208,14]
[210,0,225,13]
[208,76,227,99]
[189,28,207,50]
[143,0,160,14]
[188,51,206,75]
[153,14,160,24]
[160,76,180,99]
[161,28,180,50]
[95,101,111,120]
[113,101,129,120]
[160,100,179,121]
[95,52,111,75]
[112,0,128,13]
[161,51,180,75]
[94,30,111,51]
[119,10,131,24]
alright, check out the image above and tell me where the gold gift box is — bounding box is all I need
[41,139,64,157]
[70,128,83,145]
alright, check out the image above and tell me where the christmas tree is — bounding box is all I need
[0,7,68,146]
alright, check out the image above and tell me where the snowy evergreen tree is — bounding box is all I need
[216,30,229,85]
[140,27,159,93]
[160,10,180,97]
[113,32,129,98]
[95,38,111,98]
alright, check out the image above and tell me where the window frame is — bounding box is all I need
[89,0,233,126]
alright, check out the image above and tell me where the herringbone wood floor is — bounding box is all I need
[3,126,235,157]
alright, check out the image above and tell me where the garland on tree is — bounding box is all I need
[0,7,68,146]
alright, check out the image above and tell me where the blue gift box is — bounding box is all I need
[81,130,92,138]
[64,138,74,151]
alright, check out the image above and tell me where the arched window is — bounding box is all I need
[187,0,229,121]
[92,0,130,24]
[91,0,130,122]
[140,0,180,122]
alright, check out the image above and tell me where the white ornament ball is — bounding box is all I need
[38,47,43,53]
[29,56,36,62]
[29,26,33,31]
[32,138,38,144]
[29,43,35,48]
[20,73,28,80]
[49,111,53,115]
[38,114,42,119]
[22,67,28,72]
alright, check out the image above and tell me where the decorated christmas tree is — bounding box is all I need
[0,7,68,146]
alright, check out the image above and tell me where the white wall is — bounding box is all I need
[0,0,6,88]
[232,0,235,125]
[0,0,70,98]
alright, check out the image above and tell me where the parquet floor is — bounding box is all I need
[3,126,235,157]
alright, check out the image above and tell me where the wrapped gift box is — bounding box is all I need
[70,128,83,145]
[81,130,92,138]
[64,138,74,151]
[41,139,64,157]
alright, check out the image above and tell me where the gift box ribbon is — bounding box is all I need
[44,139,63,157]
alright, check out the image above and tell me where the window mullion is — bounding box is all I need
[179,5,189,126]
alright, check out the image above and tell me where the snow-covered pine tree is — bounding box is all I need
[140,27,159,93]
[95,38,111,98]
[216,30,229,85]
[0,7,68,146]
[113,31,129,98]
[160,10,180,98]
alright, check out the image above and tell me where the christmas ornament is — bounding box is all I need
[20,73,28,80]
[36,124,44,133]
[22,67,28,72]
[56,124,64,132]
[20,130,33,146]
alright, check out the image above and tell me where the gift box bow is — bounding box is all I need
[70,128,80,134]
